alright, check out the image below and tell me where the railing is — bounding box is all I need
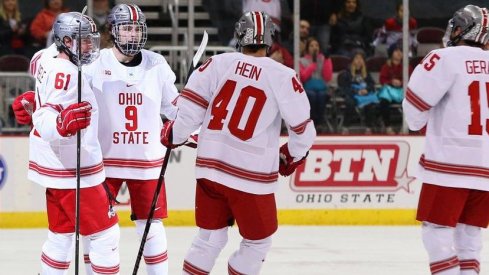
[148,45,235,87]
[0,72,34,133]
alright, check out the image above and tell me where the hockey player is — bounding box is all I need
[83,4,178,274]
[403,5,489,275]
[29,12,120,275]
[161,11,316,275]
[13,5,177,274]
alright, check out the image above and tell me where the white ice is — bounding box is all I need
[1,226,489,274]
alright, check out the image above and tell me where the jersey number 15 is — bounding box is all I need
[468,80,489,135]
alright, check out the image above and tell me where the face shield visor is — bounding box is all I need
[71,32,101,65]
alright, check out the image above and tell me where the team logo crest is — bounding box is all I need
[243,28,254,44]
[0,156,7,190]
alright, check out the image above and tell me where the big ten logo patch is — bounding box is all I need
[0,156,6,189]
[291,141,415,192]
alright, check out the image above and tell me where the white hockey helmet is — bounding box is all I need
[443,5,489,47]
[53,12,101,65]
[107,4,148,56]
[234,11,274,51]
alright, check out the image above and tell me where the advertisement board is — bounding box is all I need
[0,135,425,227]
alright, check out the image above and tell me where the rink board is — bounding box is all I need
[0,136,424,228]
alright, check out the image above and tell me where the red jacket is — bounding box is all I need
[379,61,413,86]
[30,9,66,44]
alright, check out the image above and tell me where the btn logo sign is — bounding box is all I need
[291,140,415,192]
[0,155,7,189]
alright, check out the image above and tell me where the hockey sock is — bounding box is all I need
[40,231,73,275]
[183,227,228,274]
[455,223,482,275]
[88,224,120,275]
[228,236,272,275]
[422,222,459,275]
[135,220,168,275]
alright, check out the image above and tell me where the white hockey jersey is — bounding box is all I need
[84,48,179,179]
[403,46,489,191]
[29,55,105,189]
[172,52,316,194]
[29,43,58,77]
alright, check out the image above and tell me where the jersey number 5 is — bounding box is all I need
[207,80,266,141]
[468,81,489,135]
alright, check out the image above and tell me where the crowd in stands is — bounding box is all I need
[0,0,447,135]
[0,0,112,58]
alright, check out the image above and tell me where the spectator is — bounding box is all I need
[268,26,293,68]
[373,2,418,57]
[329,0,373,58]
[92,0,112,48]
[300,37,333,131]
[300,0,341,53]
[338,51,379,133]
[378,43,413,134]
[30,0,67,47]
[0,0,27,55]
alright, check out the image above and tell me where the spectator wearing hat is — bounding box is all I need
[378,43,413,134]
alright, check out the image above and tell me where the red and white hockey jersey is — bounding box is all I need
[29,43,58,77]
[29,55,105,189]
[84,48,179,179]
[173,52,316,194]
[403,46,489,191]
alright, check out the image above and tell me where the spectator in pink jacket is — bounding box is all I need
[30,0,67,47]
[300,37,333,130]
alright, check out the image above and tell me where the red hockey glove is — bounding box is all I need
[161,120,179,148]
[279,143,308,176]
[56,101,92,137]
[12,91,35,125]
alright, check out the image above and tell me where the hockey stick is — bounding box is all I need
[132,30,208,275]
[74,6,87,275]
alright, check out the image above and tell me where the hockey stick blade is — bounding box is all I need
[81,5,88,16]
[192,31,208,68]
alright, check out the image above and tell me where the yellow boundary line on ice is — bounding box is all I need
[0,209,419,228]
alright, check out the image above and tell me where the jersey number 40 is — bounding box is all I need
[208,80,266,141]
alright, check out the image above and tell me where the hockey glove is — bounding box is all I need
[12,91,35,125]
[279,143,308,176]
[56,101,92,137]
[161,120,180,148]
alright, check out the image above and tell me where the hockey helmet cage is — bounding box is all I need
[107,4,148,56]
